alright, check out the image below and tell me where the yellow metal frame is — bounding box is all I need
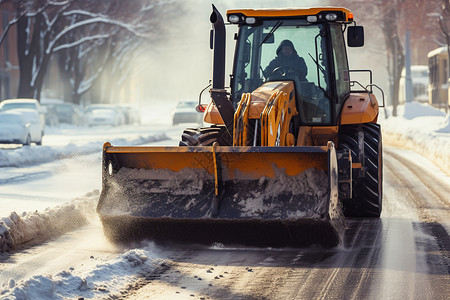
[233,81,298,147]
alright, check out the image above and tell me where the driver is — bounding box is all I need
[264,40,308,81]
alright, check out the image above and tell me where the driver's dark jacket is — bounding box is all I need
[264,53,308,81]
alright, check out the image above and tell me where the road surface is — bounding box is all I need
[0,126,448,299]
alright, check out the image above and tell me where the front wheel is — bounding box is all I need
[338,123,382,218]
[179,125,232,146]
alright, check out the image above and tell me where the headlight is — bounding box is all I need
[228,15,240,23]
[325,13,338,21]
[307,16,318,23]
[245,17,256,25]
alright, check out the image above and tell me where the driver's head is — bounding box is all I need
[276,40,297,57]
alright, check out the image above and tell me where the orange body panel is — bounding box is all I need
[203,102,224,124]
[340,93,379,125]
[296,126,339,146]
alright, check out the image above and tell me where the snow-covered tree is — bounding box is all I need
[0,0,173,102]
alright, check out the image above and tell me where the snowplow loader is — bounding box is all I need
[97,6,383,247]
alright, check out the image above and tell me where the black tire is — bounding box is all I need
[23,134,31,146]
[179,125,232,146]
[36,132,43,146]
[338,123,382,218]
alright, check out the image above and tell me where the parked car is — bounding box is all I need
[0,111,32,146]
[0,99,45,144]
[41,104,60,127]
[43,103,83,126]
[172,101,203,126]
[85,105,124,127]
[117,105,141,125]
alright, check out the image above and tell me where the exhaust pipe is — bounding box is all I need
[210,4,226,90]
[210,4,234,138]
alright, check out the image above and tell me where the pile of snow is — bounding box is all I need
[0,191,98,253]
[0,133,168,168]
[1,243,166,299]
[99,166,331,220]
[380,102,450,174]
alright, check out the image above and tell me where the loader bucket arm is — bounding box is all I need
[97,142,344,247]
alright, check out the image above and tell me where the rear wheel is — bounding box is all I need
[338,123,382,218]
[179,125,232,146]
[36,132,43,146]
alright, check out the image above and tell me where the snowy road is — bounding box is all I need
[110,146,450,300]
[2,148,447,299]
[1,120,449,299]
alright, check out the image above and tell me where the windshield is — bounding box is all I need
[232,20,333,124]
[0,102,37,111]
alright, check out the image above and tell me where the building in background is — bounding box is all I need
[428,46,449,110]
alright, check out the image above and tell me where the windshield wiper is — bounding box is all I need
[259,21,283,47]
[308,53,326,74]
[308,53,331,100]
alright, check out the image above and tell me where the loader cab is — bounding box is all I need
[228,10,353,126]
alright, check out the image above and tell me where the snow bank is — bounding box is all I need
[0,243,166,299]
[0,191,98,253]
[0,133,168,168]
[380,102,450,175]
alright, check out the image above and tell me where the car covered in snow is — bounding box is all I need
[117,105,141,125]
[172,101,203,126]
[42,102,83,126]
[0,99,45,145]
[0,111,32,146]
[85,105,124,127]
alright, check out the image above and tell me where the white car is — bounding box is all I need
[0,99,46,136]
[85,106,123,127]
[172,101,203,126]
[0,111,32,146]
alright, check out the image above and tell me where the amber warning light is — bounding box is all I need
[196,104,206,112]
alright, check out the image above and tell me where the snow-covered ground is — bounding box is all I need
[1,102,449,299]
[380,102,450,175]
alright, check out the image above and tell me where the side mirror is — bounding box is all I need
[347,26,364,47]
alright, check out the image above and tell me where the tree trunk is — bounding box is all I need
[16,13,51,102]
[381,7,404,117]
[16,17,34,99]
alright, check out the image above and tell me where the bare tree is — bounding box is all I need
[56,0,170,105]
[326,0,445,116]
[0,0,170,102]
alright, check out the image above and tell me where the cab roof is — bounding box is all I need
[226,7,353,22]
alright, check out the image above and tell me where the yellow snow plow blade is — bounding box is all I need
[97,142,344,247]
